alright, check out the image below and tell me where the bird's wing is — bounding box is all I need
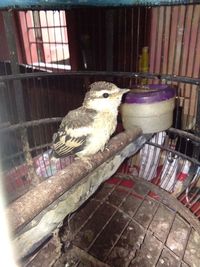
[52,108,96,158]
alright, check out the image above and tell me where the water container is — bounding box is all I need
[121,85,176,134]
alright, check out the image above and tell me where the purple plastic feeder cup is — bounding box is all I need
[121,85,176,133]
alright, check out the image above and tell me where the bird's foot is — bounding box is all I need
[50,155,59,164]
[100,147,104,152]
[75,156,93,169]
[100,144,109,152]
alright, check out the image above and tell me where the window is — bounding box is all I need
[18,10,71,71]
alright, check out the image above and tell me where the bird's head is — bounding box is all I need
[83,81,130,112]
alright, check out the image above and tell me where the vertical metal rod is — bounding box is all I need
[51,11,58,70]
[195,86,200,135]
[123,8,127,72]
[32,10,45,63]
[3,11,26,122]
[3,11,41,186]
[106,9,114,72]
[135,7,141,85]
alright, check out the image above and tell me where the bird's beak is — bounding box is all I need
[116,88,130,96]
[110,88,130,98]
[121,88,130,94]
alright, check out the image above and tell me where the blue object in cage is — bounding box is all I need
[0,0,193,9]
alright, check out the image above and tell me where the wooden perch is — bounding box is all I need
[7,128,151,259]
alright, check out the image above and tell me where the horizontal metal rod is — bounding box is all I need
[147,141,200,166]
[30,41,69,46]
[116,174,200,234]
[0,117,62,133]
[1,142,51,163]
[6,128,142,234]
[27,25,67,30]
[0,71,199,85]
[0,1,196,10]
[168,127,200,143]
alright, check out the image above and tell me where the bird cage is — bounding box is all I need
[0,1,200,266]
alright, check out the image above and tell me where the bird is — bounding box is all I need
[51,81,129,161]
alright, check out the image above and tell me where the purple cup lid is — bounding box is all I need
[124,84,176,104]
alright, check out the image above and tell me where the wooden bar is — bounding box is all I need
[155,6,164,74]
[167,6,179,75]
[162,6,171,74]
[7,128,143,234]
[12,129,152,260]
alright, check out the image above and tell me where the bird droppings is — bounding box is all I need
[26,177,200,267]
[159,258,165,264]
[149,205,174,242]
[166,216,190,257]
[184,229,200,267]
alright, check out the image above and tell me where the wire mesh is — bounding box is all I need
[118,129,200,220]
[0,75,200,205]
[18,10,70,71]
[0,3,200,266]
[47,178,200,267]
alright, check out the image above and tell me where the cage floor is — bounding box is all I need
[52,176,200,267]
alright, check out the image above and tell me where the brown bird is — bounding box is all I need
[52,81,129,160]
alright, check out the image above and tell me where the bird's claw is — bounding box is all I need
[75,156,93,168]
[100,144,109,152]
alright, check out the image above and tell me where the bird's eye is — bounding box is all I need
[103,93,109,98]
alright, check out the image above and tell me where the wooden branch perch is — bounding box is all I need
[6,128,152,259]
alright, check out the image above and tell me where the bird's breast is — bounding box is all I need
[77,111,118,157]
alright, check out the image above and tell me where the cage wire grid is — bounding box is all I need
[0,4,200,266]
[34,176,200,267]
[2,78,200,267]
[1,76,200,213]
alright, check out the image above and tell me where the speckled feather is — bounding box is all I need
[52,108,97,157]
[52,81,129,158]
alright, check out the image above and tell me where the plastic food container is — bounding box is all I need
[121,85,176,134]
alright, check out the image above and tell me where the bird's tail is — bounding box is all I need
[49,147,60,161]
